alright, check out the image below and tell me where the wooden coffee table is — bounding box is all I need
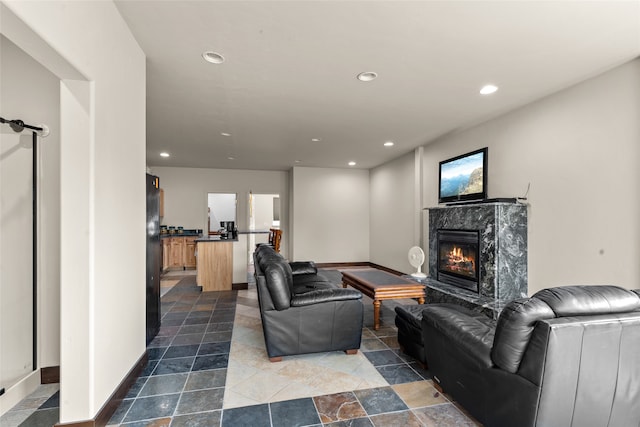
[342,269,425,330]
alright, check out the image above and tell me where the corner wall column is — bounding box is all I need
[59,79,95,422]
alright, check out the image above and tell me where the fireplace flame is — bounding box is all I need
[447,246,475,270]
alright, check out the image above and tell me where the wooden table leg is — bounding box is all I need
[373,299,381,330]
[418,296,425,304]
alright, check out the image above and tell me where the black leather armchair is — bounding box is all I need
[253,245,363,361]
[422,285,640,427]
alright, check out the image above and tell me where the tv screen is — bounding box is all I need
[439,148,487,204]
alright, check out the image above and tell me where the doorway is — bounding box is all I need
[248,193,280,266]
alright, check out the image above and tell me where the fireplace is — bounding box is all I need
[437,229,480,293]
[427,203,528,318]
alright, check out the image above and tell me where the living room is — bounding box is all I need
[0,1,638,426]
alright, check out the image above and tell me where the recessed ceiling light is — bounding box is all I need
[348,161,356,166]
[480,84,498,95]
[221,132,231,137]
[294,160,301,163]
[202,51,225,64]
[227,156,235,160]
[384,141,394,147]
[160,152,170,158]
[311,138,321,142]
[357,72,377,82]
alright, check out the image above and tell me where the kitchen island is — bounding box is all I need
[195,236,237,291]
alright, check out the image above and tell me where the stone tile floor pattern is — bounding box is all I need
[1,270,480,426]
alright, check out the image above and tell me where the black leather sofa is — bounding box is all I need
[422,285,640,427]
[253,244,363,361]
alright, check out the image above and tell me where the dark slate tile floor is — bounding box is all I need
[107,277,232,426]
[2,271,480,427]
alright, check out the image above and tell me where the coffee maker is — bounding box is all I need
[226,221,236,238]
[219,221,237,239]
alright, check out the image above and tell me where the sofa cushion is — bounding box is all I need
[395,304,427,330]
[292,274,337,294]
[289,261,318,275]
[291,288,362,307]
[264,261,293,310]
[422,304,495,368]
[491,297,555,373]
[533,285,640,316]
[256,248,283,268]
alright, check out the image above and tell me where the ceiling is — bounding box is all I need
[114,1,640,171]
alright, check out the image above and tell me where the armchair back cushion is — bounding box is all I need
[264,262,293,310]
[491,285,640,374]
[534,284,640,316]
[490,298,554,373]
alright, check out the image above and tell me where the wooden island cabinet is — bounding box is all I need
[195,237,234,291]
[162,235,198,272]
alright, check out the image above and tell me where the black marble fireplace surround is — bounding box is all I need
[425,202,528,318]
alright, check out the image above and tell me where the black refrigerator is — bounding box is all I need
[146,173,161,344]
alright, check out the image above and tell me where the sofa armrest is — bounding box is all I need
[422,304,495,368]
[289,261,318,275]
[291,288,362,307]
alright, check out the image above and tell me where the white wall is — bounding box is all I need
[2,1,147,422]
[422,59,640,294]
[0,34,61,400]
[207,193,237,229]
[291,167,369,263]
[370,151,418,273]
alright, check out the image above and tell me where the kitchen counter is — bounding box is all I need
[195,236,238,242]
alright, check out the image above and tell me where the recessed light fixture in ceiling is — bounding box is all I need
[357,72,377,82]
[294,160,301,163]
[160,152,170,158]
[348,161,356,166]
[227,156,235,160]
[480,84,499,95]
[202,51,225,64]
[311,138,321,142]
[384,141,394,147]
[221,132,231,137]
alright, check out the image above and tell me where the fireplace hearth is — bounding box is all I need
[437,230,479,293]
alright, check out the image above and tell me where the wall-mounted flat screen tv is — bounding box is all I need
[439,147,487,204]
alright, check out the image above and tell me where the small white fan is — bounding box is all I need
[408,246,427,279]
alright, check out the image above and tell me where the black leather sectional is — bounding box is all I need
[253,244,363,361]
[421,285,640,427]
